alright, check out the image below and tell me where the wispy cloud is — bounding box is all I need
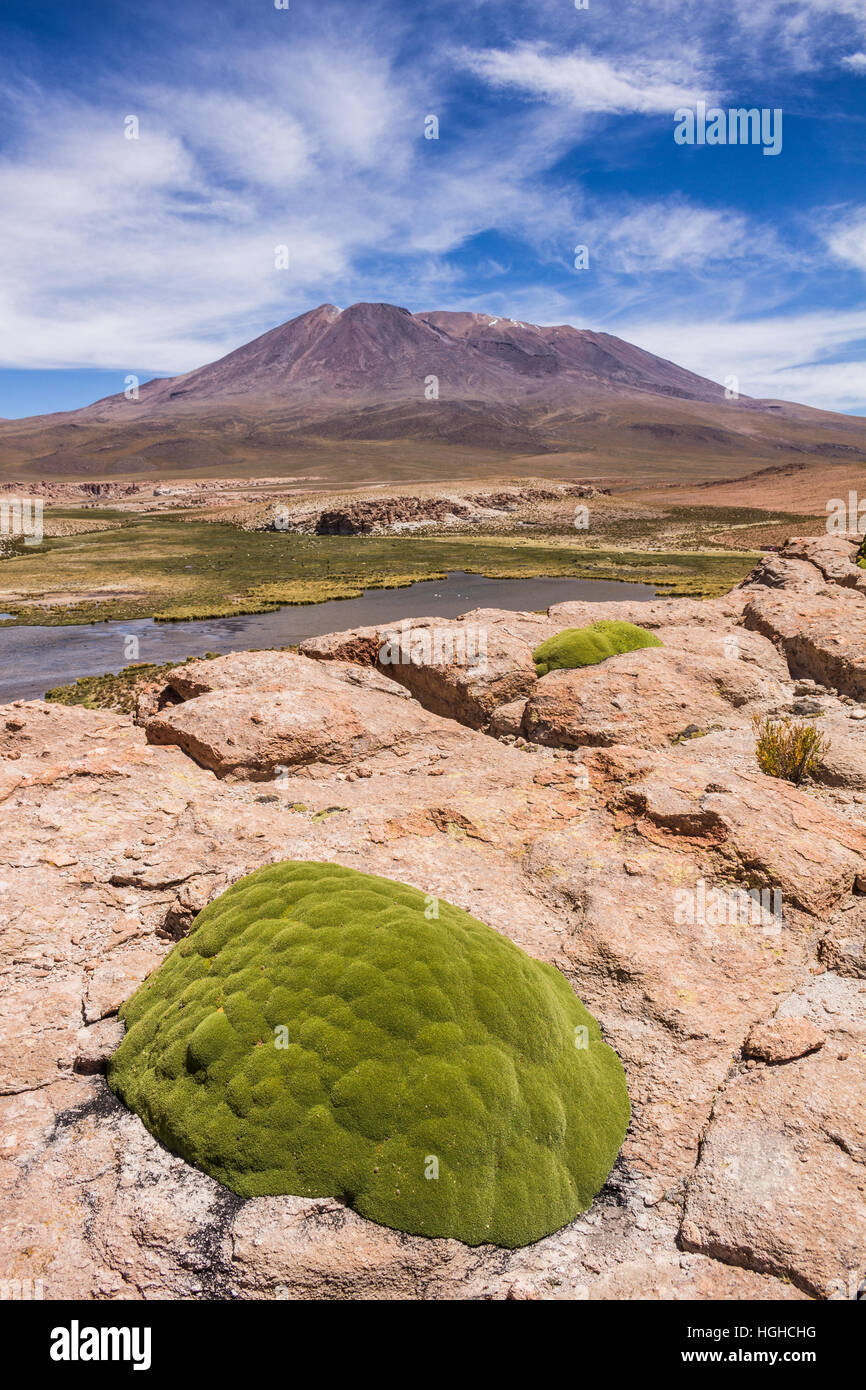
[460,43,710,114]
[579,200,766,273]
[822,206,866,273]
[620,309,866,410]
[0,37,424,370]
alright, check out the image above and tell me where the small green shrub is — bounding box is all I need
[107,860,629,1248]
[753,715,830,784]
[532,620,663,677]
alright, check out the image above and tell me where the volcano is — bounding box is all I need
[1,301,864,484]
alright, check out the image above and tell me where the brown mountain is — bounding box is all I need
[1,301,865,485]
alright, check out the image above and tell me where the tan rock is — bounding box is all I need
[146,679,450,778]
[781,534,866,592]
[738,552,827,597]
[376,620,538,729]
[547,592,747,629]
[743,577,866,699]
[682,978,866,1297]
[297,624,382,665]
[819,901,866,978]
[743,1017,826,1063]
[808,716,866,789]
[167,649,411,702]
[489,699,528,737]
[659,623,791,684]
[84,949,166,1023]
[619,750,866,914]
[302,615,539,729]
[74,1018,126,1074]
[522,646,782,750]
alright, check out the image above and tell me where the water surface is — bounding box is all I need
[0,570,657,703]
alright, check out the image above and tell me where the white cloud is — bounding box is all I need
[824,207,866,272]
[0,37,588,372]
[581,200,760,273]
[842,51,866,69]
[0,40,429,371]
[149,95,314,188]
[617,309,866,410]
[728,0,866,71]
[461,43,709,114]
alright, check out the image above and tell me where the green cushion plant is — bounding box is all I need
[108,860,629,1248]
[532,620,663,676]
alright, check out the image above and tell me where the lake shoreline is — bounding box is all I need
[1,570,660,704]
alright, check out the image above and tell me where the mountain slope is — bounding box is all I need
[87,301,736,414]
[1,301,864,483]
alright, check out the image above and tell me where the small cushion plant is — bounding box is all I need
[108,860,629,1248]
[532,620,662,677]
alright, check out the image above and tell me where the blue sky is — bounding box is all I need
[0,0,865,417]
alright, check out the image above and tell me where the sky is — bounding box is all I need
[0,0,865,417]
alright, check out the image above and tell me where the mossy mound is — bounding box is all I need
[107,860,629,1248]
[532,620,663,676]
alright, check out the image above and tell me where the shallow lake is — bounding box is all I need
[0,570,657,703]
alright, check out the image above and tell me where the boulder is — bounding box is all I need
[522,646,783,750]
[167,649,412,702]
[819,901,866,978]
[146,682,449,779]
[738,552,826,596]
[304,613,539,729]
[659,624,790,684]
[808,716,866,789]
[743,580,866,699]
[743,1017,826,1063]
[547,592,747,629]
[780,534,866,592]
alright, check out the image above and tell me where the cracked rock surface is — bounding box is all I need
[1,534,865,1300]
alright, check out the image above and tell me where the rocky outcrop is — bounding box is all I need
[302,613,545,729]
[682,975,866,1298]
[780,533,866,593]
[743,1017,826,1063]
[312,496,471,534]
[546,590,749,629]
[617,748,866,914]
[163,650,412,702]
[257,483,609,537]
[146,656,454,778]
[742,541,866,698]
[521,646,785,750]
[3,532,866,1301]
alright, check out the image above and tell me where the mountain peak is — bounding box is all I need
[109,298,737,415]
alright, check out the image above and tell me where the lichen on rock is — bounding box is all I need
[107,860,630,1248]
